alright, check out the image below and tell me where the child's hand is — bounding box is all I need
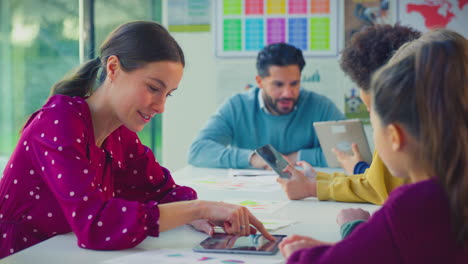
[279,235,333,259]
[297,161,317,178]
[277,164,317,200]
[336,208,370,227]
[332,143,363,175]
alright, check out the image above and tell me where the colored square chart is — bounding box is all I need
[311,0,330,14]
[267,18,286,44]
[245,0,264,15]
[223,19,242,51]
[223,0,242,15]
[216,0,338,56]
[310,17,330,50]
[245,19,265,51]
[289,0,308,14]
[267,0,286,14]
[289,18,308,50]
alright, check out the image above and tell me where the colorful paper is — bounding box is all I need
[186,177,280,192]
[223,199,288,214]
[101,249,282,264]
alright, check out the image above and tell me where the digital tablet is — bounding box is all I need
[313,119,372,167]
[193,233,286,255]
[254,144,291,179]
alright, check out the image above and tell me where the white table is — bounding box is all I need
[1,166,380,264]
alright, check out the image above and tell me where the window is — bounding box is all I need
[0,0,80,168]
[0,0,163,172]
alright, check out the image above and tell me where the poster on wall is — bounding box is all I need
[168,0,211,32]
[215,0,339,57]
[343,0,397,122]
[344,0,395,45]
[397,0,468,37]
[344,87,370,123]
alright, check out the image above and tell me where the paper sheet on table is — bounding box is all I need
[228,169,278,177]
[223,199,288,214]
[101,249,282,264]
[183,177,280,192]
[214,218,297,232]
[259,218,297,231]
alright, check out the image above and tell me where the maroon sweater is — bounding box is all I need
[288,179,468,264]
[0,95,197,258]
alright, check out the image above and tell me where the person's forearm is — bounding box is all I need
[158,200,203,232]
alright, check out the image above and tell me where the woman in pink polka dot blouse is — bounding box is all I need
[0,21,273,259]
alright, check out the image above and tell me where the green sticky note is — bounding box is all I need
[310,17,330,50]
[223,0,242,15]
[239,200,258,206]
[223,19,242,51]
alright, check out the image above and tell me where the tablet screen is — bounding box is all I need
[255,144,290,179]
[193,234,286,255]
[313,119,373,167]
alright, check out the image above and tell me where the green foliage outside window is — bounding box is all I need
[0,0,163,169]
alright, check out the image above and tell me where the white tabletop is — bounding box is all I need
[1,166,380,264]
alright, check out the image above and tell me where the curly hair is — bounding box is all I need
[340,24,421,92]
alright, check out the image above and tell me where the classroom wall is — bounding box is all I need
[161,2,375,171]
[162,32,219,171]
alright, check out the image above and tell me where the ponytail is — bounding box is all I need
[371,29,468,244]
[415,37,468,244]
[50,57,102,97]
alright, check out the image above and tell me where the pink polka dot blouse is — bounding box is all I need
[0,95,197,258]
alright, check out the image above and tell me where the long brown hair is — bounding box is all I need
[51,21,185,97]
[371,29,468,244]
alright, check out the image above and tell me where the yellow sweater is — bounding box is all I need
[316,152,408,205]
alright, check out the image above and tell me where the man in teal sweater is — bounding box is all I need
[188,43,344,169]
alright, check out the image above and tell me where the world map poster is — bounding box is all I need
[398,0,468,37]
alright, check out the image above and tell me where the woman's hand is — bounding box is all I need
[277,163,317,200]
[189,219,215,236]
[279,235,333,259]
[332,143,363,175]
[200,201,275,241]
[336,208,370,228]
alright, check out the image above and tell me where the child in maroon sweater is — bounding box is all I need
[279,29,468,264]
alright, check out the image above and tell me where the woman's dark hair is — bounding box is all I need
[51,21,185,97]
[256,43,305,78]
[340,24,421,91]
[371,29,468,244]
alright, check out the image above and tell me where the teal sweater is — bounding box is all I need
[340,220,365,239]
[188,88,344,168]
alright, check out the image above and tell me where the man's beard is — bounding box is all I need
[264,93,297,115]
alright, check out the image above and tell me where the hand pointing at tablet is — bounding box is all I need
[159,200,274,242]
[198,201,275,241]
